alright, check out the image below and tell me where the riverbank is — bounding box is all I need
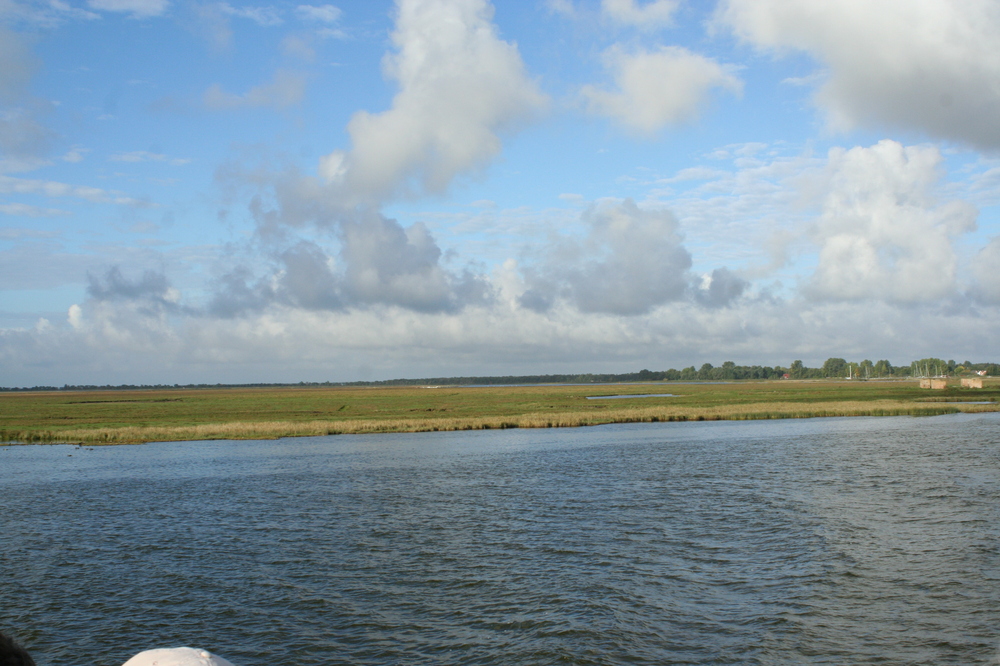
[2,380,997,444]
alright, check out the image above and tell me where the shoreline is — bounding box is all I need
[4,398,997,446]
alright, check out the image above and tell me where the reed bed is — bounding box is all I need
[4,398,993,445]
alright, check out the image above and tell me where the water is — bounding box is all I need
[2,413,999,666]
[586,393,679,399]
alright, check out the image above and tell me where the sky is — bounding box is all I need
[2,0,1000,386]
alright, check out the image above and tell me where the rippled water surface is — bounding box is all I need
[3,413,999,665]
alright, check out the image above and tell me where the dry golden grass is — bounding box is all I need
[9,398,995,445]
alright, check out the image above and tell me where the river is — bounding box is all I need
[2,413,999,665]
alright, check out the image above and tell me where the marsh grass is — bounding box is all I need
[3,382,998,444]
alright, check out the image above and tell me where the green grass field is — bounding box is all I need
[2,379,998,444]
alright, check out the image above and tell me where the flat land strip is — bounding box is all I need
[2,380,998,444]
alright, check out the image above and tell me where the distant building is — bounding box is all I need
[920,379,948,389]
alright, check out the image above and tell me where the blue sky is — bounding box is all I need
[2,0,1000,385]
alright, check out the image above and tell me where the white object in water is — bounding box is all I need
[122,647,236,666]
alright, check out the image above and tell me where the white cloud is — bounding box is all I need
[0,228,58,238]
[204,70,306,110]
[187,2,283,51]
[581,46,741,134]
[545,0,575,18]
[62,145,88,163]
[716,0,1000,151]
[0,202,69,216]
[0,28,55,173]
[208,209,492,315]
[295,3,340,23]
[0,28,35,102]
[970,237,1000,304]
[0,174,146,205]
[67,303,82,330]
[0,107,52,173]
[318,0,547,203]
[219,2,282,26]
[601,0,679,29]
[281,34,316,60]
[189,2,233,50]
[0,0,99,25]
[805,140,977,303]
[6,286,1000,386]
[109,150,190,165]
[87,0,169,18]
[520,198,693,315]
[47,0,100,19]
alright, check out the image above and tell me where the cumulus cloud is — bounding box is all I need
[88,0,169,18]
[581,46,741,134]
[210,212,492,316]
[204,70,306,110]
[84,266,190,322]
[520,198,692,315]
[318,0,547,203]
[88,266,171,302]
[205,0,547,318]
[208,176,493,315]
[274,241,342,310]
[716,0,1000,151]
[601,0,679,29]
[8,283,1000,386]
[694,267,748,308]
[210,242,341,314]
[970,237,1000,304]
[339,213,477,311]
[805,140,977,303]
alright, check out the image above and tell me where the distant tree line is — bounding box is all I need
[795,357,1000,379]
[2,358,997,391]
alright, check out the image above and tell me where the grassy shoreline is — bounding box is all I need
[2,380,998,445]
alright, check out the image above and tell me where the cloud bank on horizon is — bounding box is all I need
[1,0,999,385]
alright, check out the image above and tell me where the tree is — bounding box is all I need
[822,357,848,377]
[911,357,948,377]
[859,359,874,379]
[874,359,892,377]
[789,360,804,379]
[698,363,714,380]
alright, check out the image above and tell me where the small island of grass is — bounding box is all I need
[2,376,997,445]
